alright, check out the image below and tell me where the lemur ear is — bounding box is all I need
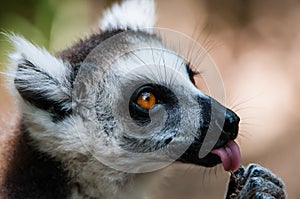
[7,35,72,121]
[99,0,156,33]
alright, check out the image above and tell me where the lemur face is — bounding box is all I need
[7,0,241,174]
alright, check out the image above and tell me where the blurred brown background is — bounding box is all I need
[0,0,300,198]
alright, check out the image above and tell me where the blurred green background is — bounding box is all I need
[0,0,116,68]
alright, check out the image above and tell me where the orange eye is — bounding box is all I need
[137,92,156,110]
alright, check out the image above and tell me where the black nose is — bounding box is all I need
[223,109,240,140]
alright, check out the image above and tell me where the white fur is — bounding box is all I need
[100,0,156,33]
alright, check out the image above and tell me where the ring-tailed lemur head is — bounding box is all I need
[6,0,240,198]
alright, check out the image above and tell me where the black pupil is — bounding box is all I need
[141,92,150,101]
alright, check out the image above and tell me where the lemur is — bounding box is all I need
[1,0,285,198]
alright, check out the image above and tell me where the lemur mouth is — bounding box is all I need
[177,104,241,172]
[177,139,241,172]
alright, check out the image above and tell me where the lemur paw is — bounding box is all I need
[225,164,286,199]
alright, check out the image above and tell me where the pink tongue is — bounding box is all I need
[211,140,241,172]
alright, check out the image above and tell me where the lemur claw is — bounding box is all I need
[226,164,285,199]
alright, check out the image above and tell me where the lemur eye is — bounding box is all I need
[129,85,158,125]
[137,92,156,110]
[129,84,178,126]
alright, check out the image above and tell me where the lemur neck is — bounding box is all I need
[9,123,131,199]
[67,160,132,198]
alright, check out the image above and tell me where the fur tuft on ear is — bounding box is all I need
[8,35,70,79]
[6,35,72,121]
[99,0,156,33]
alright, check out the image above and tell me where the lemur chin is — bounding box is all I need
[1,0,285,198]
